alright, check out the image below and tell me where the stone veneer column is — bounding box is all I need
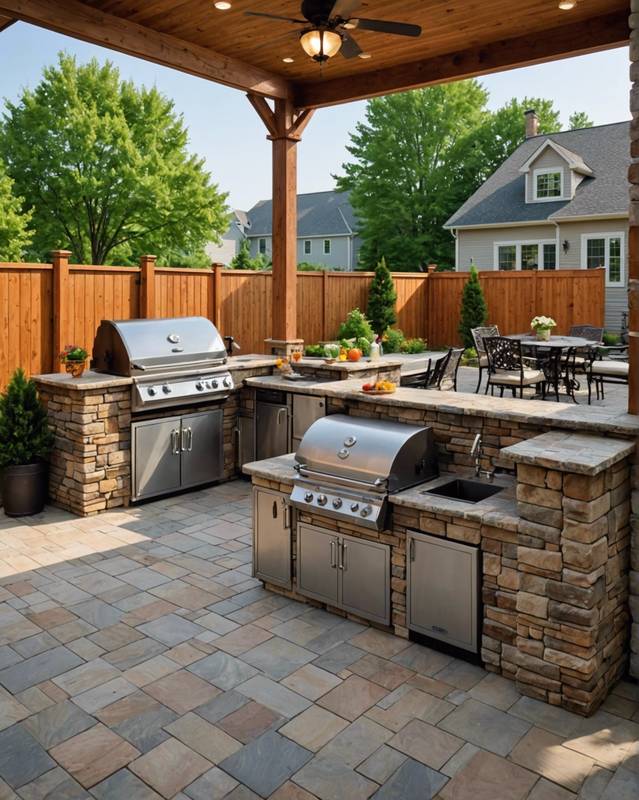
[37,381,131,515]
[512,459,630,715]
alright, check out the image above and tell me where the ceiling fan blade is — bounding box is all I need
[339,31,362,59]
[354,18,422,37]
[331,0,362,19]
[244,11,305,24]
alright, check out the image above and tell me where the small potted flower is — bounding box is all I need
[531,316,557,342]
[60,345,89,378]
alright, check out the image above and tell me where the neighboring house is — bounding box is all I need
[207,190,362,270]
[445,113,629,330]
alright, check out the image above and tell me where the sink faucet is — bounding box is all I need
[470,434,494,481]
[224,336,241,357]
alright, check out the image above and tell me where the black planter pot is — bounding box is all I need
[2,462,49,516]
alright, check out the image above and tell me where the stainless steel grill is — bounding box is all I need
[291,415,438,530]
[92,317,234,412]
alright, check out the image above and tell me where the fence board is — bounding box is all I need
[0,261,606,388]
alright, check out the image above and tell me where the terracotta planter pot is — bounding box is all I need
[2,462,48,516]
[64,359,86,378]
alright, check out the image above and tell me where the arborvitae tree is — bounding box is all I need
[0,369,54,467]
[458,265,488,349]
[367,258,397,336]
[231,239,252,269]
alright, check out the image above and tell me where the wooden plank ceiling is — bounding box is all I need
[0,0,630,106]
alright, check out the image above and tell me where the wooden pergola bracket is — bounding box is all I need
[0,14,14,31]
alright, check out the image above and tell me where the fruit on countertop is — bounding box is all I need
[347,348,362,362]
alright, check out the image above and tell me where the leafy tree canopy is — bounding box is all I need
[337,84,589,271]
[568,111,594,130]
[0,53,230,265]
[0,158,32,261]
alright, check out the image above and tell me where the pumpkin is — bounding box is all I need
[347,348,362,362]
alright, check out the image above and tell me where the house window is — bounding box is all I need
[495,241,556,271]
[543,243,557,270]
[304,240,312,255]
[584,234,624,287]
[258,238,266,254]
[497,245,516,271]
[323,239,331,255]
[534,169,563,201]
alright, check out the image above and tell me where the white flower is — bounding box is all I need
[531,315,557,330]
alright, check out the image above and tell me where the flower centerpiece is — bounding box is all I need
[530,315,557,342]
[59,345,89,377]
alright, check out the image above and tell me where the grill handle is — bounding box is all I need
[132,358,222,372]
[295,464,387,493]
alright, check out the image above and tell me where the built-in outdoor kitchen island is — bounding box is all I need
[33,331,639,717]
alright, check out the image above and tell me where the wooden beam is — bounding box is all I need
[0,0,291,100]
[0,14,14,31]
[289,108,315,140]
[246,94,278,139]
[295,11,629,108]
[271,99,298,343]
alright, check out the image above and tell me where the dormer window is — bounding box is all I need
[534,168,563,201]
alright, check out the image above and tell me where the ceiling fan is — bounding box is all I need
[245,0,422,63]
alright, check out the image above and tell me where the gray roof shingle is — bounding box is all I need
[246,190,356,237]
[445,121,629,229]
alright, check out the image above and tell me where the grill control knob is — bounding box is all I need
[147,386,157,396]
[360,505,372,518]
[332,498,343,509]
[304,492,314,503]
[317,494,328,506]
[162,384,171,394]
[223,377,232,388]
[212,380,219,389]
[350,502,359,512]
[195,382,204,391]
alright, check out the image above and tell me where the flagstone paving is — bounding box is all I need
[0,481,637,799]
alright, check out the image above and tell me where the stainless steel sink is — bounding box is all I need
[423,479,503,503]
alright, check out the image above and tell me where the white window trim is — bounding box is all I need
[532,167,565,203]
[580,232,625,288]
[323,239,331,255]
[303,239,312,255]
[493,240,557,271]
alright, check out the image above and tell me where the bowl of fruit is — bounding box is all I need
[361,380,397,395]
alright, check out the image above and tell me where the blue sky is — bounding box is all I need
[0,22,630,210]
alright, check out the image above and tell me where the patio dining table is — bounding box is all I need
[506,334,600,349]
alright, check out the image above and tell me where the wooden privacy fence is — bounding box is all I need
[0,251,605,388]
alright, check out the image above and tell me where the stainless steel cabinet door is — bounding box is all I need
[407,531,478,653]
[180,410,224,489]
[292,395,325,441]
[132,418,181,500]
[256,403,289,460]
[236,414,255,469]
[253,488,291,589]
[339,534,390,625]
[297,523,339,606]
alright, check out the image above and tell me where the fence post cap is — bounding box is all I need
[140,254,157,262]
[50,249,72,258]
[427,264,437,273]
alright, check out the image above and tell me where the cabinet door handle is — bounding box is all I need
[181,427,188,452]
[171,430,180,455]
[187,427,193,452]
[337,539,344,570]
[330,540,337,568]
[272,500,278,519]
[277,407,287,426]
[409,538,415,562]
[283,503,291,529]
[341,542,347,571]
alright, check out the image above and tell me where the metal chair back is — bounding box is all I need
[438,348,464,391]
[471,325,499,357]
[484,336,523,374]
[569,325,604,343]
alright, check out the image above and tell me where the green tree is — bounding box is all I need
[0,53,229,265]
[0,159,32,260]
[568,111,594,130]
[366,257,397,336]
[0,369,54,468]
[230,239,253,269]
[336,81,490,271]
[458,266,488,349]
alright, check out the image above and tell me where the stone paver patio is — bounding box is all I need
[0,481,638,800]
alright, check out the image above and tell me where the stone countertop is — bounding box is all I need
[243,453,297,483]
[501,431,636,476]
[226,355,278,371]
[390,473,519,531]
[295,356,403,373]
[33,371,133,391]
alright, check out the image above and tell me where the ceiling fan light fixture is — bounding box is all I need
[558,0,576,9]
[214,1,232,9]
[282,56,295,63]
[358,52,372,59]
[300,28,342,62]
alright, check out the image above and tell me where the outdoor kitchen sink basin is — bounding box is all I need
[423,478,503,504]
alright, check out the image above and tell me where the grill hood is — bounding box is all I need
[294,414,437,493]
[92,317,227,376]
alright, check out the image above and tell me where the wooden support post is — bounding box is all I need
[629,6,639,414]
[51,249,71,373]
[139,254,156,319]
[246,93,315,354]
[212,263,223,330]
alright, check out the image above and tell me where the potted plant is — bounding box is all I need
[60,345,89,377]
[531,316,557,341]
[0,369,54,516]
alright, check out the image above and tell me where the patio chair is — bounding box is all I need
[400,362,434,388]
[587,357,629,404]
[484,336,545,398]
[433,347,464,391]
[569,325,604,343]
[471,325,499,393]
